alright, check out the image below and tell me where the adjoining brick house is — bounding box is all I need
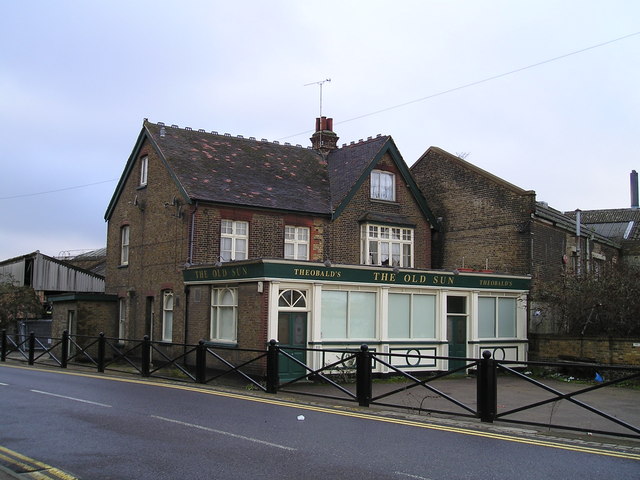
[104,119,530,377]
[410,147,621,336]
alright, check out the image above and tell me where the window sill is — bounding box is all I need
[136,185,147,190]
[204,340,238,349]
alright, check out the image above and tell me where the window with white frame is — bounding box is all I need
[162,291,173,342]
[220,220,248,261]
[321,290,376,339]
[284,226,309,260]
[361,224,413,267]
[118,298,126,339]
[478,297,517,338]
[388,293,436,339]
[370,170,395,201]
[140,156,148,186]
[120,225,130,266]
[210,287,237,342]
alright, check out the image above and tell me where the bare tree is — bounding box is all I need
[532,265,640,336]
[0,275,42,332]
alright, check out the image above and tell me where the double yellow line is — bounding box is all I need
[3,364,640,462]
[0,446,78,479]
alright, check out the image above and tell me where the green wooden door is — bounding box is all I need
[278,312,307,381]
[447,296,467,371]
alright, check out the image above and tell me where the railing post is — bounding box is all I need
[28,332,35,365]
[61,330,69,368]
[141,335,151,377]
[196,340,207,384]
[1,330,6,362]
[97,333,106,373]
[266,339,279,394]
[356,344,372,407]
[477,350,497,422]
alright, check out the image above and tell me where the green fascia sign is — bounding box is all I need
[183,260,530,291]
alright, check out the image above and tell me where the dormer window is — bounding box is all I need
[370,170,395,201]
[140,156,148,187]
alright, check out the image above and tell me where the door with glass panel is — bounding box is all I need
[277,312,307,381]
[446,296,467,371]
[277,289,308,381]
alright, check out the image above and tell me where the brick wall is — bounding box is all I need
[105,139,190,343]
[328,153,432,268]
[530,333,640,365]
[191,206,327,264]
[51,298,118,338]
[411,147,535,274]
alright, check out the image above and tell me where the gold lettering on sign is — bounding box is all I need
[195,270,209,280]
[373,272,397,282]
[293,268,342,279]
[432,276,455,285]
[403,274,428,283]
[479,280,513,287]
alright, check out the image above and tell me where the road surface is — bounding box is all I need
[1,365,638,479]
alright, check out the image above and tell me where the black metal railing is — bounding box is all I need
[1,329,638,439]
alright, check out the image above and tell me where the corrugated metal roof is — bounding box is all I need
[0,251,104,292]
[564,208,640,241]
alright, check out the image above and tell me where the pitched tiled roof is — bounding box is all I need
[106,120,436,226]
[145,122,332,215]
[326,135,389,210]
[564,208,640,241]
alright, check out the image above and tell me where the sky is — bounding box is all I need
[1,1,639,261]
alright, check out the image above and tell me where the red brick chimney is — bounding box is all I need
[310,116,339,154]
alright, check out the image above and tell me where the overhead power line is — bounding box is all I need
[279,30,640,140]
[3,31,638,201]
[0,179,118,200]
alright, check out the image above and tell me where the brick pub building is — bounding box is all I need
[104,118,530,378]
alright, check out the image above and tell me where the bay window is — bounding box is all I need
[361,224,413,267]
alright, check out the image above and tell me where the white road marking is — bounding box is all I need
[31,389,112,408]
[395,472,432,480]
[0,382,8,386]
[151,415,296,451]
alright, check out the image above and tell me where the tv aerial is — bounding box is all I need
[304,78,331,117]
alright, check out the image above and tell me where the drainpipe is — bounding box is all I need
[188,201,198,265]
[183,285,190,365]
[575,209,581,275]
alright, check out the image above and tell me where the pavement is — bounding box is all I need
[1,366,639,478]
[279,373,640,443]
